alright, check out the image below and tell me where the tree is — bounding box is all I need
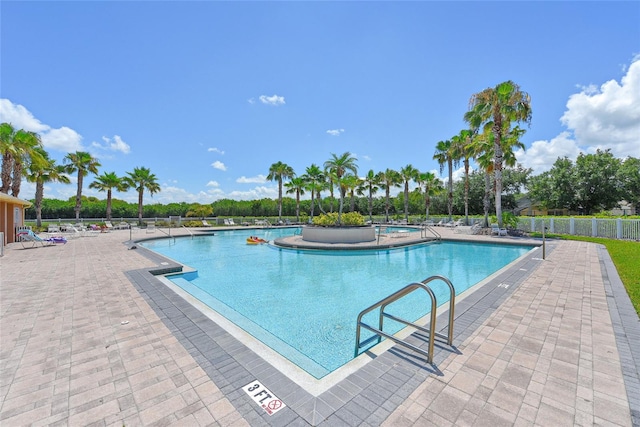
[301,164,325,220]
[358,169,380,222]
[469,81,532,227]
[378,168,401,223]
[267,161,294,221]
[122,166,161,224]
[64,151,101,220]
[342,174,361,213]
[399,164,419,221]
[324,152,358,224]
[433,139,457,222]
[0,123,45,197]
[618,156,640,208]
[24,147,70,227]
[574,149,621,214]
[89,172,125,220]
[285,177,306,223]
[451,130,475,225]
[415,171,443,220]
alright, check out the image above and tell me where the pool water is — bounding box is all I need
[141,228,532,378]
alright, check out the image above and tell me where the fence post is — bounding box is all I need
[617,218,622,239]
[592,218,597,237]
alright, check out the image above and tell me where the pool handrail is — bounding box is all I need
[354,275,455,364]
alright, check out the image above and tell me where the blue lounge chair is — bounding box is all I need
[17,229,67,248]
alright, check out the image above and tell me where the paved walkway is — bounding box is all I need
[1,227,638,426]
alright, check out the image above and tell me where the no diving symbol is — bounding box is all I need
[267,400,282,411]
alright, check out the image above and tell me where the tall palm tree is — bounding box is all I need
[399,164,419,221]
[122,167,161,224]
[64,151,101,220]
[415,171,442,220]
[24,147,70,227]
[471,133,495,227]
[301,164,324,220]
[342,174,361,213]
[469,80,532,227]
[89,172,124,221]
[0,123,45,197]
[433,139,457,222]
[267,161,294,221]
[358,169,380,222]
[377,168,401,223]
[285,177,306,223]
[451,130,475,225]
[324,152,358,224]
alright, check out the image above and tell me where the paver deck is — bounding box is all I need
[1,226,638,426]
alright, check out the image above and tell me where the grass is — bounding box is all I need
[531,232,640,316]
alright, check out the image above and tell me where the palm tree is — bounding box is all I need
[342,174,361,213]
[378,168,401,223]
[415,171,442,220]
[122,167,161,224]
[433,139,457,222]
[0,123,45,197]
[471,133,495,228]
[358,169,380,222]
[451,130,475,225]
[267,161,295,221]
[469,80,532,227]
[64,151,101,220]
[89,172,124,221]
[324,152,358,224]
[399,164,419,222]
[285,177,306,223]
[24,147,70,227]
[301,164,324,220]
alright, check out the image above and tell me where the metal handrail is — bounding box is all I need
[354,275,455,364]
[421,225,441,240]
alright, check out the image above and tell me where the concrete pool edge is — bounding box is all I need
[124,237,555,426]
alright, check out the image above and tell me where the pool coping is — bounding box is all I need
[124,235,577,426]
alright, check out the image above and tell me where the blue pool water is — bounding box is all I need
[141,228,532,378]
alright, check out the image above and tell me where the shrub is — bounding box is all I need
[312,212,366,226]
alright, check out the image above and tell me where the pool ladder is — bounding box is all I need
[354,275,455,364]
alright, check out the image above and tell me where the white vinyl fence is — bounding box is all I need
[517,217,640,241]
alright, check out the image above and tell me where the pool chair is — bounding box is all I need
[17,229,67,248]
[202,220,212,227]
[491,224,508,236]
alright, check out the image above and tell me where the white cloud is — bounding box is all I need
[560,59,640,157]
[517,58,640,174]
[516,132,580,173]
[208,147,225,155]
[0,99,84,152]
[237,174,267,184]
[326,129,345,136]
[0,99,48,132]
[227,186,278,201]
[259,94,285,106]
[42,126,83,152]
[91,135,131,154]
[211,161,227,171]
[206,181,220,187]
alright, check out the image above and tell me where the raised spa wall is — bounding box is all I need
[301,225,376,243]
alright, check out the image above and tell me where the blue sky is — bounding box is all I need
[1,1,639,205]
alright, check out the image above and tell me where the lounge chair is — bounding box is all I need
[202,220,212,227]
[17,229,66,248]
[491,224,508,236]
[104,221,115,231]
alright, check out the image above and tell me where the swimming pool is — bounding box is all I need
[141,228,532,378]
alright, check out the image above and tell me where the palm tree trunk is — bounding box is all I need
[484,172,491,227]
[75,174,84,220]
[106,189,112,220]
[447,159,453,222]
[310,189,315,219]
[404,184,409,221]
[464,160,470,225]
[1,153,13,193]
[277,179,283,220]
[138,190,144,224]
[494,125,504,228]
[11,161,23,197]
[35,181,44,227]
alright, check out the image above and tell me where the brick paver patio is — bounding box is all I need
[1,227,638,426]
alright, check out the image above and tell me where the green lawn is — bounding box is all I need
[532,233,640,316]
